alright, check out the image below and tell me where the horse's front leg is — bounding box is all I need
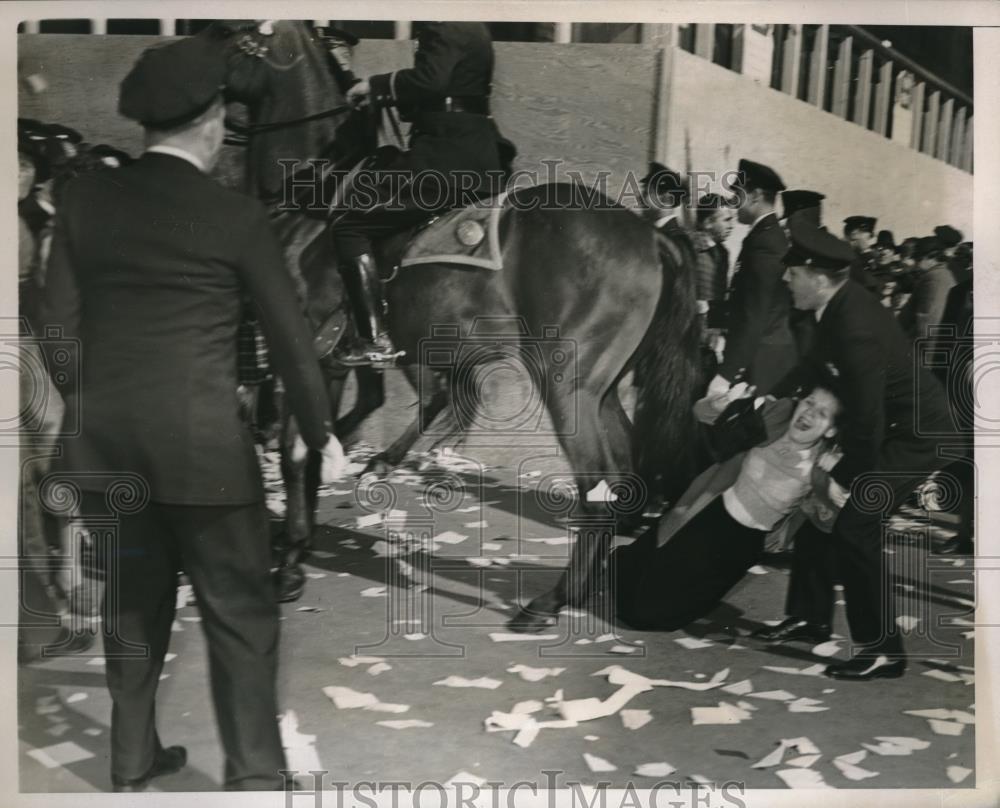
[334,366,385,443]
[275,413,313,602]
[362,365,449,476]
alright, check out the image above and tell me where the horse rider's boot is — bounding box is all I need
[335,253,400,367]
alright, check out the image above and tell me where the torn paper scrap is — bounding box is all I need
[377,720,433,729]
[863,737,931,755]
[947,766,973,784]
[621,709,653,730]
[433,531,469,545]
[922,669,963,683]
[835,750,867,766]
[634,762,675,777]
[175,584,193,610]
[508,664,566,682]
[434,676,503,690]
[788,697,828,713]
[609,645,637,654]
[322,686,409,714]
[903,708,975,724]
[356,513,383,529]
[928,719,965,736]
[26,742,95,769]
[279,710,323,775]
[489,633,559,642]
[833,759,879,781]
[584,753,617,773]
[691,702,753,726]
[762,664,826,677]
[464,521,489,529]
[722,680,753,696]
[368,663,392,676]
[525,537,573,546]
[774,768,831,788]
[811,641,842,658]
[512,700,545,715]
[339,655,386,668]
[895,615,921,631]
[360,586,387,598]
[559,683,651,723]
[748,690,797,702]
[675,637,714,650]
[65,693,88,705]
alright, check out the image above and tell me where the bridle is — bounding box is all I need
[223,103,353,146]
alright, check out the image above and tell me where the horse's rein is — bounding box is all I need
[223,103,353,145]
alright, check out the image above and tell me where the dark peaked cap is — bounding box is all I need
[843,215,877,234]
[934,225,963,247]
[733,158,786,192]
[119,35,227,129]
[783,216,856,270]
[781,189,825,221]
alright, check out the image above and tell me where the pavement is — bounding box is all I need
[17,372,979,793]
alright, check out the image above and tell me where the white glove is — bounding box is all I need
[817,448,844,472]
[320,435,347,484]
[291,433,348,485]
[827,477,850,509]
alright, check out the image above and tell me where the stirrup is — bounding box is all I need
[335,340,405,368]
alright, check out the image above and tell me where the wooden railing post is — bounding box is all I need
[910,81,925,149]
[961,117,973,172]
[937,97,954,161]
[807,25,829,108]
[923,90,940,155]
[873,60,893,135]
[853,49,873,127]
[694,23,715,60]
[831,35,853,118]
[781,24,803,96]
[950,106,967,166]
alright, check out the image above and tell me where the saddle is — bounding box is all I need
[397,190,510,274]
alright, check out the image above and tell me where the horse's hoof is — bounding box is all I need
[274,563,306,603]
[361,454,392,478]
[506,605,560,634]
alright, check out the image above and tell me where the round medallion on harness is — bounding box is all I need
[456,220,485,247]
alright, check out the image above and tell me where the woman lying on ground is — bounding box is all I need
[612,374,845,631]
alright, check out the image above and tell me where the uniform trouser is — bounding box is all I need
[787,469,939,656]
[88,493,286,790]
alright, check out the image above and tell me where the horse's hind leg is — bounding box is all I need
[335,366,385,444]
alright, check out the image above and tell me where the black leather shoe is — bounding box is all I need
[752,618,831,644]
[274,563,306,603]
[112,745,187,792]
[824,654,906,681]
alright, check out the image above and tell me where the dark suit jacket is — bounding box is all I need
[370,23,502,184]
[772,280,952,488]
[719,212,796,393]
[43,152,332,505]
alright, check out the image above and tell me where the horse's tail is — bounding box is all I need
[632,231,704,503]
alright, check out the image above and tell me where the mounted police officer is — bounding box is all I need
[334,22,511,366]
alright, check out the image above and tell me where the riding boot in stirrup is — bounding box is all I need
[336,253,399,367]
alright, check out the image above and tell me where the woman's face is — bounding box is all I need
[788,388,840,445]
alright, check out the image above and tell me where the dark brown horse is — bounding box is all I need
[215,21,704,627]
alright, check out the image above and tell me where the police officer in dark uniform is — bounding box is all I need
[762,216,953,681]
[333,22,507,365]
[843,215,883,296]
[42,36,345,790]
[707,158,795,399]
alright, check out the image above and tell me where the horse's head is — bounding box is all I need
[204,20,376,205]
